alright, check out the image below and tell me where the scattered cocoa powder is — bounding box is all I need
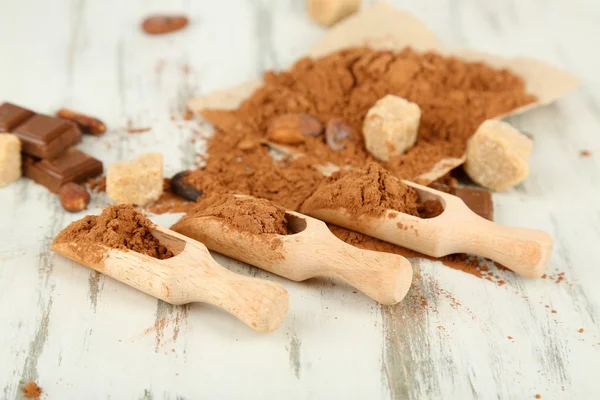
[182,193,291,235]
[87,175,106,193]
[145,178,194,214]
[180,155,325,211]
[541,271,570,285]
[53,205,174,261]
[22,381,42,399]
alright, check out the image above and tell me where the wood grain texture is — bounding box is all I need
[1,0,599,398]
[306,181,554,278]
[51,226,290,332]
[170,209,413,305]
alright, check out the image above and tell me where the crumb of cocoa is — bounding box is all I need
[184,110,193,120]
[87,175,106,193]
[535,395,541,399]
[508,336,513,340]
[578,328,584,333]
[580,150,591,157]
[551,310,557,314]
[127,127,152,134]
[22,381,42,399]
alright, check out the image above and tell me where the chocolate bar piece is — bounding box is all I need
[13,114,82,159]
[23,148,102,193]
[0,102,34,132]
[430,183,494,221]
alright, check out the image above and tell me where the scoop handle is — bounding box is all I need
[51,238,289,333]
[310,237,413,305]
[286,220,413,305]
[184,257,290,333]
[446,216,553,278]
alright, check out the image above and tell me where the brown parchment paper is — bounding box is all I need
[188,3,579,183]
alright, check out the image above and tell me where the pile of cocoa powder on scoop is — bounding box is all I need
[181,193,291,235]
[301,162,443,218]
[53,204,174,260]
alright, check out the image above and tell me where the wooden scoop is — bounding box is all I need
[171,209,413,305]
[50,225,289,333]
[304,181,553,278]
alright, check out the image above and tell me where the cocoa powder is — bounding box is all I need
[181,155,325,211]
[22,381,42,399]
[53,204,174,260]
[182,193,291,235]
[301,162,422,218]
[170,47,534,280]
[196,46,535,192]
[175,47,533,214]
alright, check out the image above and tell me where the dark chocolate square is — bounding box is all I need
[0,102,34,132]
[13,114,82,159]
[23,148,103,193]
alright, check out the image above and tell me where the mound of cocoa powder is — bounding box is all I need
[301,162,420,217]
[168,47,533,216]
[300,162,443,219]
[53,204,173,260]
[183,193,291,235]
[194,47,535,192]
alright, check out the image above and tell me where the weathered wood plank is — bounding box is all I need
[1,0,599,399]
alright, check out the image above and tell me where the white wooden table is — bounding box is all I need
[1,0,599,399]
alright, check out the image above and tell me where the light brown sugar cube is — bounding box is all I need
[307,0,360,27]
[0,134,22,187]
[363,95,421,162]
[107,153,163,205]
[465,120,533,191]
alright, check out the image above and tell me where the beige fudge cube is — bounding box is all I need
[307,0,360,27]
[363,95,421,162]
[107,153,163,205]
[0,134,22,187]
[465,120,533,192]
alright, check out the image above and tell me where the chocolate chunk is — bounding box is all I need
[430,183,494,221]
[13,115,82,159]
[23,148,103,193]
[0,102,34,132]
[171,171,204,201]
